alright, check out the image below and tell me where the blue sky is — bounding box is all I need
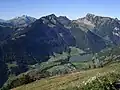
[0,0,120,20]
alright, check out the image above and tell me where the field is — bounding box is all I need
[12,62,120,90]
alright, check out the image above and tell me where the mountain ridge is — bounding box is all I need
[1,13,120,89]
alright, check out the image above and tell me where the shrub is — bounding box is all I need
[82,72,120,90]
[2,74,34,89]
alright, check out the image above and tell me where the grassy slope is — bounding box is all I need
[12,63,120,90]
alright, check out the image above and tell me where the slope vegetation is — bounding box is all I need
[12,62,120,90]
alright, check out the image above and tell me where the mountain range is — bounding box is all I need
[1,13,120,89]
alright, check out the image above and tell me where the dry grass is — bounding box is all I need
[12,63,120,90]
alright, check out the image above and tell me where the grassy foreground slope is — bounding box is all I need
[12,62,120,90]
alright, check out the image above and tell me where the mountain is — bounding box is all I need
[0,26,13,42]
[0,19,6,23]
[69,22,106,52]
[11,62,120,90]
[0,14,77,88]
[0,15,36,43]
[0,15,37,43]
[77,13,120,45]
[0,15,36,28]
[1,13,120,89]
[2,13,119,54]
[0,16,37,88]
[3,14,75,63]
[6,15,36,28]
[57,16,71,26]
[0,61,8,88]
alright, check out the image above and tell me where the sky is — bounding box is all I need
[0,0,120,20]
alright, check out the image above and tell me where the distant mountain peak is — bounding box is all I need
[58,16,68,19]
[86,13,95,17]
[22,15,27,17]
[57,16,71,26]
[10,15,36,20]
[0,19,6,23]
[40,14,58,26]
[85,13,97,20]
[49,14,56,16]
[6,15,36,27]
[85,13,113,20]
[58,16,70,21]
[41,14,57,21]
[46,14,56,19]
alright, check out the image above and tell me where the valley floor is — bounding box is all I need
[12,63,120,90]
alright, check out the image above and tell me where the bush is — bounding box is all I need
[82,72,120,90]
[2,70,51,89]
[2,74,34,89]
[65,72,120,90]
